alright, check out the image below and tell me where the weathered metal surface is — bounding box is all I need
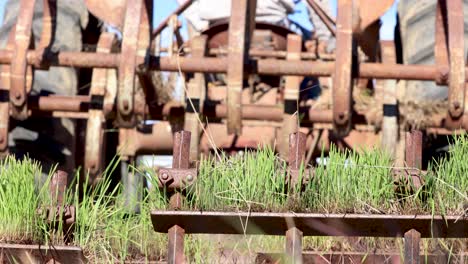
[256,251,467,264]
[0,244,86,264]
[10,0,35,120]
[150,211,468,238]
[3,50,468,82]
[285,227,303,264]
[50,170,68,206]
[165,130,192,264]
[446,0,465,119]
[279,34,302,159]
[435,0,449,85]
[85,32,114,182]
[0,31,15,157]
[158,168,197,189]
[167,225,185,264]
[184,35,207,162]
[405,130,422,188]
[380,41,399,157]
[404,229,420,264]
[288,132,307,171]
[117,0,143,127]
[226,0,256,134]
[333,0,353,136]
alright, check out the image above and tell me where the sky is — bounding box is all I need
[0,0,398,42]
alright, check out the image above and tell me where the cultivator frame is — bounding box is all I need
[1,0,468,262]
[0,0,467,170]
[152,130,468,263]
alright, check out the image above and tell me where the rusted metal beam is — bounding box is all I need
[184,35,207,162]
[85,32,114,183]
[151,211,468,238]
[0,244,86,264]
[285,227,303,264]
[256,251,467,264]
[404,229,421,264]
[117,0,143,127]
[446,0,465,119]
[3,50,468,82]
[165,130,191,264]
[380,41,399,157]
[10,0,35,120]
[333,0,353,136]
[405,130,422,188]
[280,35,302,159]
[226,0,257,134]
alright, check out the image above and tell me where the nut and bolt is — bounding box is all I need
[160,172,169,181]
[186,174,193,182]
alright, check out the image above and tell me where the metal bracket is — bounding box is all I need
[332,0,353,136]
[10,0,36,120]
[158,168,197,189]
[117,0,144,127]
[446,0,465,119]
[85,32,115,184]
[226,0,257,134]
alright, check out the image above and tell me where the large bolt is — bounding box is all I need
[186,174,193,182]
[160,171,169,181]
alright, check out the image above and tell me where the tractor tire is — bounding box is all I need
[396,0,468,101]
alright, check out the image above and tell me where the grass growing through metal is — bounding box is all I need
[0,134,467,262]
[426,134,468,215]
[0,157,51,243]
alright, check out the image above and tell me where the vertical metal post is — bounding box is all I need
[184,36,207,161]
[332,0,353,136]
[167,130,191,264]
[226,0,257,134]
[288,132,307,171]
[279,34,302,159]
[404,229,421,264]
[285,227,303,264]
[405,130,422,188]
[405,130,422,169]
[50,170,68,207]
[285,132,305,263]
[380,41,399,157]
[446,0,465,119]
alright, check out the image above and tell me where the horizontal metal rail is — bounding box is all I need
[0,244,86,264]
[256,251,468,264]
[0,50,466,82]
[150,211,468,238]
